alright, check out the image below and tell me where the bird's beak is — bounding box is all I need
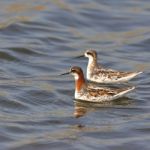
[59,72,70,76]
[75,54,84,58]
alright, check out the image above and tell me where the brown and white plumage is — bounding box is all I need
[61,66,135,102]
[83,49,142,83]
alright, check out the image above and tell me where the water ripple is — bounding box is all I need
[0,0,149,150]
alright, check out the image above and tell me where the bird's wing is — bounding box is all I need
[94,68,133,79]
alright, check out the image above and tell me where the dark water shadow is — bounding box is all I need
[73,97,135,118]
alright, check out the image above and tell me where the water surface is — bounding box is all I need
[0,0,150,150]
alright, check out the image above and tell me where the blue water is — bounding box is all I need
[0,0,150,150]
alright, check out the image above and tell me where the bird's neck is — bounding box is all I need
[75,74,86,92]
[87,56,98,71]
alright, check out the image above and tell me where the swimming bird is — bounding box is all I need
[61,66,135,102]
[77,49,142,83]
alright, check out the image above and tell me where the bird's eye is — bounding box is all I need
[87,52,92,55]
[71,69,76,72]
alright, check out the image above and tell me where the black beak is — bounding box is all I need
[75,55,84,58]
[59,72,70,76]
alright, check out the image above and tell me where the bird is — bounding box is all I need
[61,66,135,102]
[77,49,142,83]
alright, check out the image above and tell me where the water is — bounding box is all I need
[0,0,150,150]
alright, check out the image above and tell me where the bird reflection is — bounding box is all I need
[74,101,88,118]
[73,97,134,118]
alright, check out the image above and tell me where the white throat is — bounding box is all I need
[88,55,94,66]
[74,73,80,98]
[73,73,79,80]
[87,56,94,79]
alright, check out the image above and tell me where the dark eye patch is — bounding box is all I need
[87,52,92,55]
[71,69,76,72]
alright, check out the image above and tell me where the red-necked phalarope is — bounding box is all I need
[61,66,135,102]
[78,49,142,83]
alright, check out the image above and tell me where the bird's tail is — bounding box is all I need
[115,86,135,98]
